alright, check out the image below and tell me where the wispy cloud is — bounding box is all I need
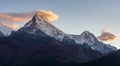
[0,11,37,30]
[2,22,19,30]
[0,10,59,30]
[0,12,37,22]
[98,28,117,42]
[38,10,59,23]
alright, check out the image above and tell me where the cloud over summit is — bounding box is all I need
[38,10,59,23]
[0,10,59,30]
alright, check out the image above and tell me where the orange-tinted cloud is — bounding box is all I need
[38,10,59,23]
[0,12,37,23]
[102,28,110,33]
[2,22,19,30]
[0,10,59,23]
[0,10,59,30]
[98,29,117,42]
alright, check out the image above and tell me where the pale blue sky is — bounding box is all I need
[0,0,120,48]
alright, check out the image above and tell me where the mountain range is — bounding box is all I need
[19,13,117,54]
[0,12,118,66]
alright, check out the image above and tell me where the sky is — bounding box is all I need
[0,0,120,48]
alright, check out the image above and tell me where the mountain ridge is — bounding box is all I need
[0,30,102,65]
[18,12,117,54]
[69,31,117,54]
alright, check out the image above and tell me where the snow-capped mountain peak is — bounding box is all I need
[69,31,98,45]
[37,12,50,23]
[81,31,92,36]
[70,31,117,54]
[0,23,13,37]
[19,12,117,54]
[20,13,67,41]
